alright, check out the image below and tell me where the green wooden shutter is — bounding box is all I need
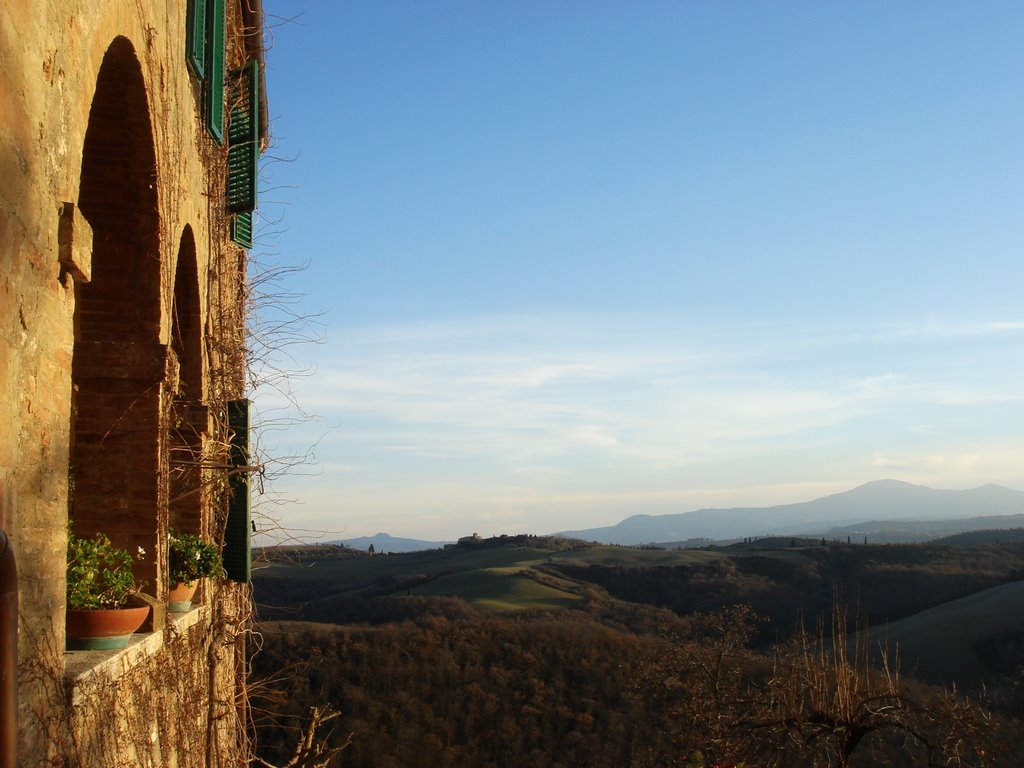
[231,212,253,249]
[186,0,207,78]
[223,399,251,583]
[226,60,260,213]
[205,0,225,143]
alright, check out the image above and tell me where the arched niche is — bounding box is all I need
[70,36,163,594]
[169,226,206,536]
[171,226,203,401]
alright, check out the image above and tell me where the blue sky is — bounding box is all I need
[254,2,1024,542]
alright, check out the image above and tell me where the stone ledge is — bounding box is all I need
[65,605,209,705]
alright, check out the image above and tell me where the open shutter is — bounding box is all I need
[186,0,207,77]
[205,0,225,143]
[226,60,260,213]
[231,211,253,249]
[223,399,251,582]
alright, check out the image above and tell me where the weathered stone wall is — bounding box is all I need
[0,1,255,765]
[23,587,251,768]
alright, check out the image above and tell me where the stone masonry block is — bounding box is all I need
[58,202,93,282]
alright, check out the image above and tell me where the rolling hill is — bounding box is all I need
[862,580,1024,693]
[250,533,1024,766]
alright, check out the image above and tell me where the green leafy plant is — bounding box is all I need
[67,524,144,609]
[169,532,223,585]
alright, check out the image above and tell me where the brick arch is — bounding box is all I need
[70,36,163,594]
[169,226,204,536]
[77,36,160,341]
[171,226,203,400]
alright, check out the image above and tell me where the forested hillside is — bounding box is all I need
[554,540,1024,642]
[252,614,665,767]
[250,537,1024,767]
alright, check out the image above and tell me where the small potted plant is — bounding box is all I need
[168,532,222,611]
[66,524,149,650]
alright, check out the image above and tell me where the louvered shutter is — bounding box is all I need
[227,60,259,213]
[205,0,225,143]
[186,0,207,77]
[223,399,251,583]
[231,211,253,249]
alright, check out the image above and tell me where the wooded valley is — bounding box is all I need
[249,534,1024,766]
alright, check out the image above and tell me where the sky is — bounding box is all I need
[252,1,1024,543]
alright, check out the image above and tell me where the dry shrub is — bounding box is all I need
[648,601,1018,767]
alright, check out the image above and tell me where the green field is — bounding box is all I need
[410,568,583,611]
[863,580,1024,691]
[547,544,726,568]
[258,544,556,585]
[255,541,729,613]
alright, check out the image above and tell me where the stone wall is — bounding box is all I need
[0,1,258,764]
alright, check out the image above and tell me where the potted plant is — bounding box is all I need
[168,532,222,611]
[66,524,149,650]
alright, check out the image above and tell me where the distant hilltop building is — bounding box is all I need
[2,1,267,764]
[444,533,483,550]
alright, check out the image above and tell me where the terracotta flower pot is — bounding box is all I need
[168,580,198,612]
[66,604,150,650]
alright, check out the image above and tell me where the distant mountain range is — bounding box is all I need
[329,532,454,554]
[555,479,1024,545]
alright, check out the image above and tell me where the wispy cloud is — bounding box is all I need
[881,320,1024,339]
[260,313,1024,538]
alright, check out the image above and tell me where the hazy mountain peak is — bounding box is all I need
[556,480,1024,546]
